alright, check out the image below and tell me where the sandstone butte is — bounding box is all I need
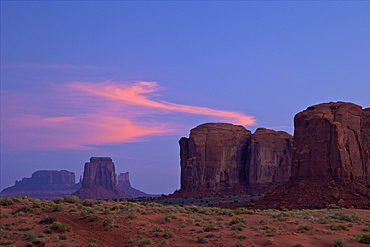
[175,122,293,197]
[73,157,130,200]
[254,102,370,209]
[0,170,81,200]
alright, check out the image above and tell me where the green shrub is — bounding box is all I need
[330,224,349,231]
[40,215,57,224]
[297,225,313,233]
[81,199,95,207]
[295,244,304,247]
[328,204,342,210]
[50,222,72,232]
[59,234,68,240]
[163,229,174,238]
[197,236,208,243]
[332,238,347,247]
[230,217,246,225]
[103,218,114,230]
[203,224,217,232]
[0,198,14,206]
[359,234,370,244]
[51,197,63,204]
[63,195,79,203]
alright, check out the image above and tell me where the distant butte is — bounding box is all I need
[73,157,130,200]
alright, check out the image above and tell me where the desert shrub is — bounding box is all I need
[59,234,68,240]
[330,224,349,231]
[363,227,370,232]
[40,215,57,224]
[152,225,163,232]
[126,212,139,220]
[139,239,152,246]
[297,225,313,233]
[88,214,98,222]
[295,244,304,247]
[328,204,342,210]
[203,224,217,232]
[0,197,14,206]
[332,238,347,247]
[51,197,63,204]
[48,203,63,212]
[12,206,33,215]
[50,222,72,232]
[25,231,37,240]
[206,233,215,238]
[230,217,247,225]
[197,236,208,243]
[234,241,245,247]
[163,229,174,238]
[231,223,246,231]
[63,195,79,203]
[32,238,45,246]
[358,234,370,244]
[81,199,95,207]
[103,218,114,230]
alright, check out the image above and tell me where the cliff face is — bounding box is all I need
[292,102,369,180]
[117,172,159,198]
[248,128,293,185]
[73,157,130,200]
[0,170,81,200]
[177,123,293,196]
[180,123,251,194]
[254,102,370,209]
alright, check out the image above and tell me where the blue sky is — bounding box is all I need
[1,1,369,194]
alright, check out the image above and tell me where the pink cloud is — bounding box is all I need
[70,81,256,125]
[1,81,256,152]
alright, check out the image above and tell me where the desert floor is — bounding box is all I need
[1,196,370,247]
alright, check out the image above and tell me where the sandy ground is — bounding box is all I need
[1,197,370,246]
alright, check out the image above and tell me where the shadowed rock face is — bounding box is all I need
[292,102,370,180]
[0,170,81,200]
[249,128,293,185]
[253,102,370,209]
[73,157,130,199]
[180,123,252,193]
[177,123,293,196]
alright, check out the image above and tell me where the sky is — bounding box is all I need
[1,1,369,194]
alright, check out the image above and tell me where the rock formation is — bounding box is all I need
[117,172,159,198]
[73,157,130,199]
[179,123,251,194]
[0,170,81,200]
[254,102,370,209]
[176,123,293,196]
[249,128,293,185]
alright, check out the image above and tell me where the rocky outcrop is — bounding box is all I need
[117,172,159,198]
[254,102,370,209]
[0,170,81,200]
[179,123,251,194]
[176,123,293,196]
[249,128,293,185]
[292,102,369,180]
[73,157,130,199]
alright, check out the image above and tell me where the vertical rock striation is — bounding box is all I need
[255,102,370,209]
[179,123,251,194]
[249,128,293,186]
[177,123,293,196]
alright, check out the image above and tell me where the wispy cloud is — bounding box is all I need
[1,81,256,152]
[70,81,256,125]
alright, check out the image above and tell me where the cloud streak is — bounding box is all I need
[2,81,255,152]
[70,81,256,125]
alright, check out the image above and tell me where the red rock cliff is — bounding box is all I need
[180,123,251,194]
